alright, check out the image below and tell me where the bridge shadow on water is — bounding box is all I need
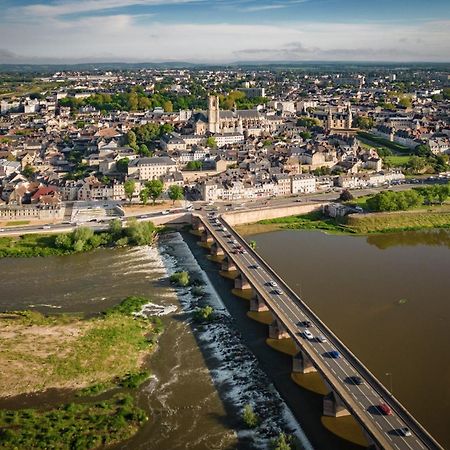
[180,231,366,450]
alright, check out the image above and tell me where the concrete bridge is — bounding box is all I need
[192,213,443,450]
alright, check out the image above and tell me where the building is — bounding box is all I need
[128,156,177,181]
[291,174,316,194]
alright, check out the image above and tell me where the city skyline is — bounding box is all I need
[0,0,450,63]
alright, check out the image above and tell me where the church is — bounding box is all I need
[191,95,281,137]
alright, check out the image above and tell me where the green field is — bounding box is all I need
[384,155,410,167]
[357,131,412,154]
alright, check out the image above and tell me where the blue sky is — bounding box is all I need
[0,0,449,62]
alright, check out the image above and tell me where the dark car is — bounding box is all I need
[398,427,412,437]
[347,375,363,385]
[329,350,340,359]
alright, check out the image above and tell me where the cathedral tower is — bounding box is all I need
[208,95,220,133]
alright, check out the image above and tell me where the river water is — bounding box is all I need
[246,228,450,448]
[0,234,311,450]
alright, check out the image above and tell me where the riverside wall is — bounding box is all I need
[222,202,329,226]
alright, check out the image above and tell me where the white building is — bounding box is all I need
[291,174,316,194]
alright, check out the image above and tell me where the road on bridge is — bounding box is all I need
[198,212,442,450]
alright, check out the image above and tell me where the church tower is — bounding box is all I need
[346,103,353,129]
[208,95,220,133]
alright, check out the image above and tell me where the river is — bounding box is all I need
[246,228,450,448]
[0,234,312,450]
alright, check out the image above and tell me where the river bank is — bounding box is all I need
[0,296,164,449]
[235,207,450,236]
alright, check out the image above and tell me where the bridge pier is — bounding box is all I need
[323,391,351,418]
[234,274,251,290]
[210,241,224,257]
[269,317,290,340]
[221,256,237,272]
[250,293,269,312]
[192,216,205,232]
[293,350,317,374]
[200,230,213,244]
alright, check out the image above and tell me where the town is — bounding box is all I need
[0,65,449,223]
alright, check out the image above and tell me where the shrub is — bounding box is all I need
[242,404,259,428]
[170,271,190,287]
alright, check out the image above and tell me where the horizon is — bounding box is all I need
[1,0,450,64]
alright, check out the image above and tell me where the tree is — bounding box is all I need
[54,233,72,250]
[399,96,412,109]
[271,433,293,450]
[186,160,203,171]
[138,188,148,205]
[126,219,156,246]
[299,130,312,140]
[206,136,217,148]
[116,158,129,173]
[138,144,150,157]
[127,130,138,151]
[353,116,374,130]
[162,100,173,112]
[168,184,184,205]
[249,240,257,250]
[242,404,258,428]
[145,179,164,205]
[108,218,122,236]
[124,179,136,203]
[194,305,214,322]
[22,165,35,178]
[339,189,354,202]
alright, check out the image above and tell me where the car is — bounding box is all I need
[249,264,260,269]
[241,249,247,254]
[299,320,311,328]
[0,228,4,232]
[398,427,412,437]
[378,403,393,416]
[295,198,302,202]
[42,225,51,229]
[272,289,282,295]
[161,210,170,215]
[268,280,278,287]
[303,330,314,340]
[329,350,340,359]
[317,334,327,343]
[347,375,363,385]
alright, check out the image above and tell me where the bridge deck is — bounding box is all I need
[196,213,442,450]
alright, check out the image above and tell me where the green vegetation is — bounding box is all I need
[249,240,257,250]
[124,179,136,202]
[271,433,296,450]
[0,394,147,450]
[242,404,259,428]
[144,179,164,205]
[357,131,410,153]
[185,160,203,170]
[193,305,214,323]
[219,90,267,110]
[258,211,348,233]
[4,220,30,226]
[106,295,150,316]
[206,136,217,148]
[384,155,410,167]
[0,220,157,258]
[168,184,184,204]
[170,271,190,286]
[365,190,423,212]
[353,116,374,130]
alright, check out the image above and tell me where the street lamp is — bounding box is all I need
[385,372,393,394]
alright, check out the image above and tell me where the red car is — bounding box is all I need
[378,403,393,415]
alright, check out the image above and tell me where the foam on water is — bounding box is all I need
[157,232,314,450]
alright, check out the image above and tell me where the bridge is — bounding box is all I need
[191,212,443,450]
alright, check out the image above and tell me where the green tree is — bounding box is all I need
[124,179,136,203]
[145,179,164,205]
[271,433,293,450]
[138,144,150,157]
[242,404,258,428]
[206,136,217,148]
[139,188,149,205]
[399,96,412,108]
[116,157,129,173]
[22,165,35,178]
[127,130,138,151]
[194,305,214,322]
[162,100,173,112]
[353,116,374,130]
[54,233,72,250]
[186,160,203,170]
[168,184,184,205]
[108,218,122,236]
[72,226,94,243]
[126,220,156,245]
[249,240,257,250]
[300,130,312,140]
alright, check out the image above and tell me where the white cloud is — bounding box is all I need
[0,16,449,62]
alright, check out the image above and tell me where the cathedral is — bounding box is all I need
[192,95,280,136]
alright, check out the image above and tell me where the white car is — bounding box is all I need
[161,210,170,215]
[269,280,278,287]
[303,330,314,340]
[317,335,327,343]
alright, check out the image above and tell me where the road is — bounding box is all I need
[198,212,442,450]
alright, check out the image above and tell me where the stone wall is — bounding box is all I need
[222,202,328,226]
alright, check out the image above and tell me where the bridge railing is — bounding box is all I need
[215,214,442,450]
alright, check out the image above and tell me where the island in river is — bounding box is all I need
[0,296,162,449]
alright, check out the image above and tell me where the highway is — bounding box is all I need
[198,212,443,450]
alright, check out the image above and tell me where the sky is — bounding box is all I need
[0,0,449,63]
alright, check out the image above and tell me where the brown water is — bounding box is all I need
[0,235,312,450]
[247,228,450,448]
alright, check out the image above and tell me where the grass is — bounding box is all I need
[357,131,411,154]
[345,209,450,234]
[4,220,30,227]
[0,394,147,449]
[0,297,163,397]
[385,155,410,167]
[170,271,190,286]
